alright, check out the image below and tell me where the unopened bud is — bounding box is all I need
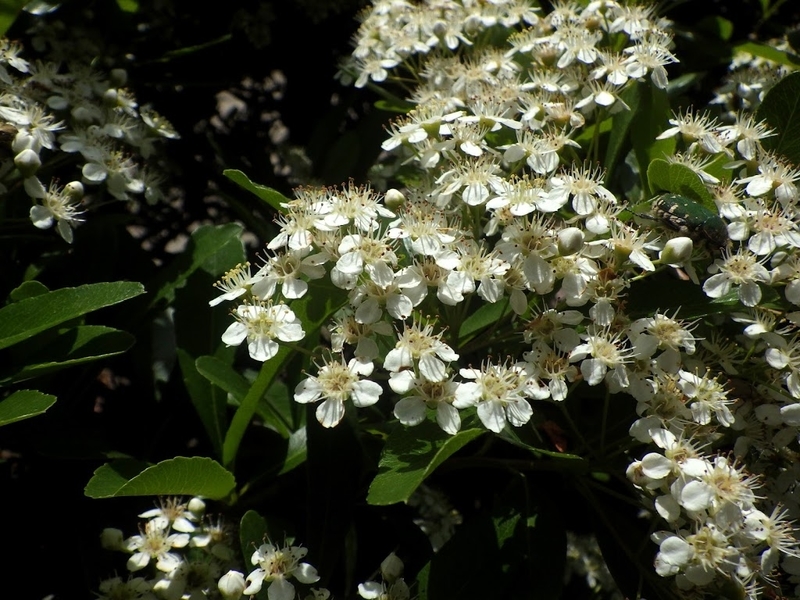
[64,181,84,200]
[218,570,246,600]
[659,237,693,265]
[14,148,41,177]
[103,88,119,106]
[557,227,584,256]
[100,528,124,551]
[110,68,128,87]
[188,496,206,517]
[380,552,404,583]
[384,188,405,210]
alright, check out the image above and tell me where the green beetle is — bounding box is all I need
[649,194,729,248]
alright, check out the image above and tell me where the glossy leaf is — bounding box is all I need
[0,282,144,351]
[367,418,485,506]
[8,280,49,302]
[84,456,236,499]
[224,169,291,214]
[757,71,800,165]
[0,389,56,426]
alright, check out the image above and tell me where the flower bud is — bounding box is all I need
[14,148,41,177]
[384,188,405,210]
[64,181,84,200]
[103,88,119,106]
[100,527,124,551]
[557,227,584,256]
[110,68,128,87]
[659,237,693,265]
[188,496,206,517]
[380,552,404,583]
[218,570,246,600]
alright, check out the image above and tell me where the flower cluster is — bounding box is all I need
[0,37,176,242]
[212,1,800,597]
[98,497,239,600]
[97,496,328,600]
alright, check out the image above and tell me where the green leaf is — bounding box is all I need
[239,510,270,564]
[0,0,28,36]
[8,280,49,302]
[630,83,674,192]
[222,280,347,468]
[277,427,307,475]
[84,456,236,499]
[0,282,145,351]
[115,0,139,12]
[177,349,228,459]
[757,71,800,165]
[147,223,244,309]
[367,419,484,506]
[735,41,800,69]
[0,389,56,426]
[604,84,639,181]
[0,326,135,384]
[196,355,251,401]
[223,169,291,214]
[646,159,713,207]
[458,297,512,341]
[417,496,565,600]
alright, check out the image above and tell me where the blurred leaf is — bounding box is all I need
[84,456,236,499]
[177,349,228,459]
[0,0,28,36]
[374,98,415,113]
[735,41,800,69]
[147,223,244,310]
[417,496,565,600]
[367,418,484,506]
[696,15,733,41]
[1,326,135,384]
[0,389,56,426]
[0,282,145,351]
[224,169,290,214]
[757,71,800,165]
[115,0,138,12]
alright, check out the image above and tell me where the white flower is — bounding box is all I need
[25,177,84,243]
[384,320,459,382]
[703,248,770,307]
[221,302,305,362]
[294,357,382,427]
[390,371,462,434]
[209,262,264,307]
[124,520,189,573]
[454,362,539,433]
[244,542,320,600]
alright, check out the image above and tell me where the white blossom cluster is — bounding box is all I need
[0,37,177,242]
[212,1,800,597]
[97,496,329,600]
[710,36,797,123]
